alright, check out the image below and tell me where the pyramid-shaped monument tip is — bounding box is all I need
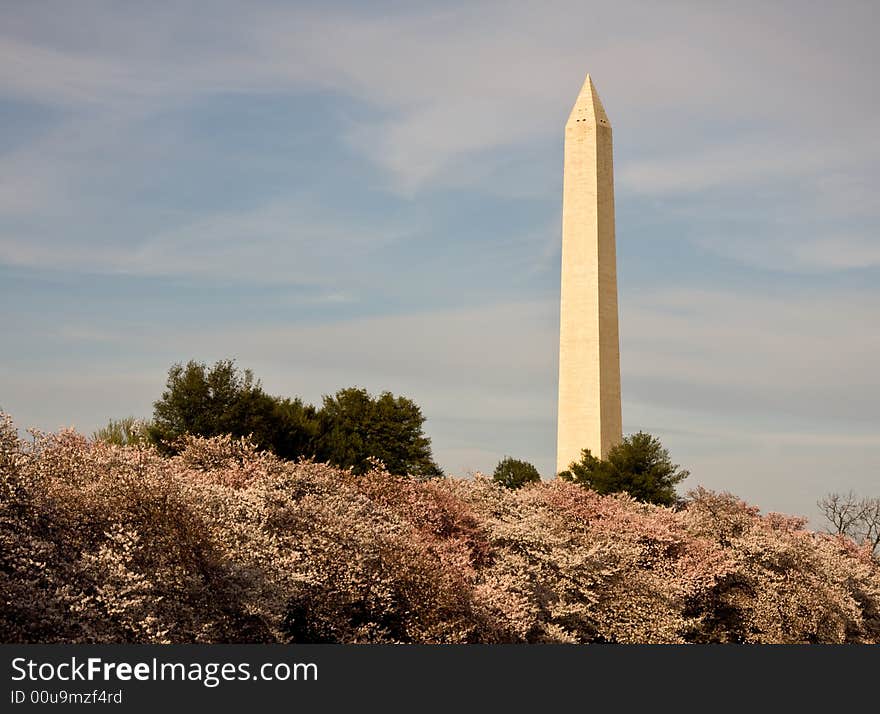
[566,73,611,127]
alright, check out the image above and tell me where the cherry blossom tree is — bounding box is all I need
[2,412,878,644]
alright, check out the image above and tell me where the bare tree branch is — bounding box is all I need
[819,492,880,557]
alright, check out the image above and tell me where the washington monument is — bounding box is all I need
[556,74,622,474]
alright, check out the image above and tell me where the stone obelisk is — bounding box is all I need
[556,74,622,474]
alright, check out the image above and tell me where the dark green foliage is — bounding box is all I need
[147,360,440,478]
[315,387,443,478]
[558,431,688,506]
[492,457,541,489]
[271,397,321,461]
[148,360,319,458]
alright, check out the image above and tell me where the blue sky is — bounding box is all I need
[1,1,878,524]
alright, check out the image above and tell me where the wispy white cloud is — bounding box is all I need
[618,134,880,196]
[41,298,557,411]
[3,1,876,196]
[684,228,880,275]
[792,235,880,271]
[0,36,132,105]
[621,286,880,427]
[127,197,415,282]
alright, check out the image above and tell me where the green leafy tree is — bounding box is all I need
[493,457,541,489]
[271,397,321,461]
[316,387,442,478]
[146,361,440,476]
[148,360,318,457]
[558,432,688,506]
[93,417,152,446]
